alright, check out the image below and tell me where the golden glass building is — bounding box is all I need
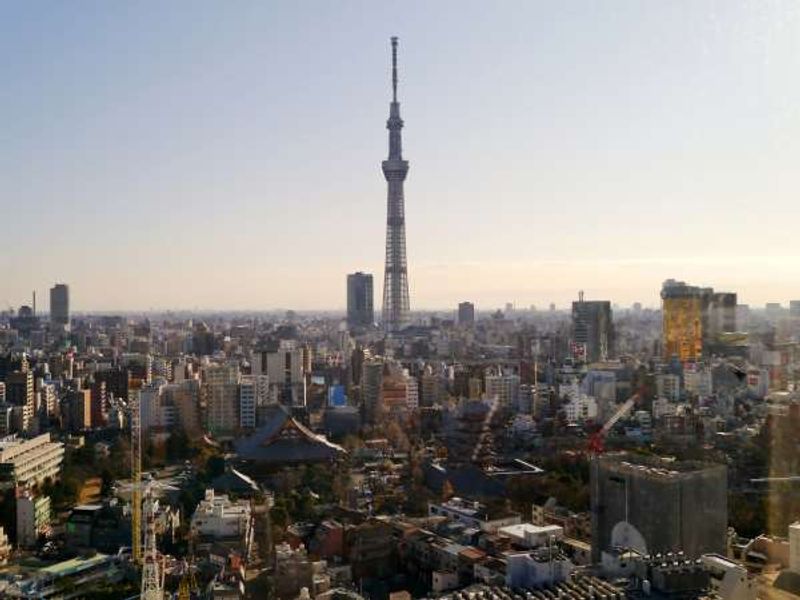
[661,279,737,361]
[662,293,704,361]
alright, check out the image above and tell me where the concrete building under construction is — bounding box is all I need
[590,453,727,563]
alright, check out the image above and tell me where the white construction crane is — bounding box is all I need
[140,484,165,600]
[131,391,142,564]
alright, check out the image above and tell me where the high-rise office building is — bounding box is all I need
[571,292,614,362]
[347,272,374,327]
[661,279,737,361]
[49,283,69,328]
[591,453,727,562]
[458,302,475,326]
[381,37,411,331]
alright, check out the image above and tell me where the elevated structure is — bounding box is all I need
[381,37,411,331]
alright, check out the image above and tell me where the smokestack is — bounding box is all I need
[32,291,36,316]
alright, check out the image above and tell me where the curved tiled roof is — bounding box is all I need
[234,405,346,464]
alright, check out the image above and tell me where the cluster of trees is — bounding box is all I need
[268,463,352,542]
[506,455,591,515]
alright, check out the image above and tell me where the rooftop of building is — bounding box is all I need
[0,433,60,455]
[432,497,519,522]
[434,578,624,600]
[39,552,114,577]
[498,523,563,538]
[598,452,726,477]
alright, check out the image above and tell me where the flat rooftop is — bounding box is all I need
[40,553,112,577]
[600,452,725,477]
[499,523,563,537]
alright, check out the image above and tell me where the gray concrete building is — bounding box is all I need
[591,453,727,562]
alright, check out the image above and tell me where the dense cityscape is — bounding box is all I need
[3,11,800,600]
[4,270,800,600]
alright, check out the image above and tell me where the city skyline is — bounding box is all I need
[3,2,800,311]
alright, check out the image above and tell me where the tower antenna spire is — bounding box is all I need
[391,36,398,102]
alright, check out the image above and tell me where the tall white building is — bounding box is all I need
[39,382,58,418]
[485,371,520,409]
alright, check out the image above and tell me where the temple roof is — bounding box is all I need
[234,405,346,464]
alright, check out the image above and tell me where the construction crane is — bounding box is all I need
[131,390,142,564]
[140,484,165,600]
[587,393,640,454]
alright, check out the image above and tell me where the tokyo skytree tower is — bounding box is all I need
[381,36,411,331]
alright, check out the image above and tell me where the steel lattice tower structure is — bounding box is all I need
[140,485,164,600]
[381,36,411,331]
[131,392,142,564]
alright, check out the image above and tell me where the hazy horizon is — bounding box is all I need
[3,2,800,311]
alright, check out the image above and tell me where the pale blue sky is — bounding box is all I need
[2,1,799,311]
